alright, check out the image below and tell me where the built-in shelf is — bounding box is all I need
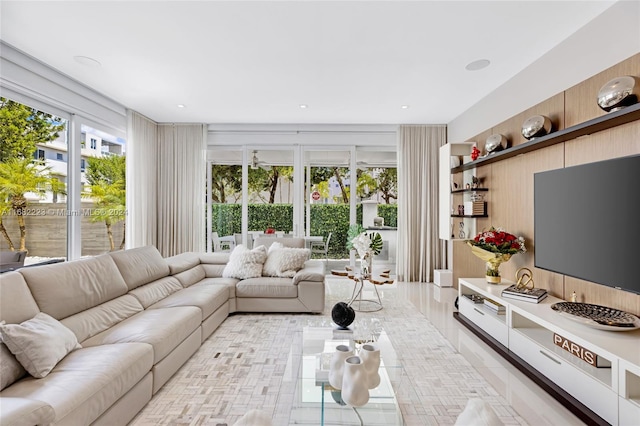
[451,188,489,193]
[452,103,640,173]
[451,214,488,218]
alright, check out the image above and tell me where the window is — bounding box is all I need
[56,153,63,161]
[0,97,68,260]
[90,138,97,150]
[34,149,45,160]
[80,159,86,171]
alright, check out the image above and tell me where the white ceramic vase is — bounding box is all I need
[328,344,353,390]
[341,355,370,407]
[360,343,381,389]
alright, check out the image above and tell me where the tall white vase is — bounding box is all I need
[328,345,353,390]
[341,356,370,407]
[360,343,381,389]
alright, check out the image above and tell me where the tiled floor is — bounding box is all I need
[394,280,584,426]
[130,273,585,425]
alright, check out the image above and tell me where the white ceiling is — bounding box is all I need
[0,1,616,125]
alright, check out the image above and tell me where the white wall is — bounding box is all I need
[448,0,640,143]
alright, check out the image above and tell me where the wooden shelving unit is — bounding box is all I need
[452,103,640,173]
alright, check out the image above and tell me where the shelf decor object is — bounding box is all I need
[597,75,640,112]
[521,114,553,139]
[467,227,526,283]
[551,302,640,331]
[484,134,508,153]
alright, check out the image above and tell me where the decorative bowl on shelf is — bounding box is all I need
[521,115,553,139]
[597,75,640,112]
[485,134,508,153]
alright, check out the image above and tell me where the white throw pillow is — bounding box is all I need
[222,244,268,279]
[0,313,81,379]
[263,242,311,278]
[454,398,504,426]
[0,327,26,390]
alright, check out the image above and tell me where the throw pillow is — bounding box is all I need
[0,325,26,390]
[454,398,504,426]
[263,242,310,278]
[222,244,268,279]
[0,312,81,379]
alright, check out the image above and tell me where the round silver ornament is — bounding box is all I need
[485,134,507,153]
[521,115,553,140]
[597,76,639,112]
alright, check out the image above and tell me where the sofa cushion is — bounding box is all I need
[263,242,310,278]
[201,263,226,278]
[222,245,267,279]
[0,397,55,426]
[109,245,170,290]
[81,307,201,364]
[148,285,229,320]
[173,265,206,287]
[0,271,40,325]
[128,277,184,308]
[236,277,298,298]
[199,252,230,265]
[1,338,26,390]
[0,313,81,378]
[19,254,128,320]
[0,343,153,425]
[60,295,144,344]
[193,277,238,298]
[165,252,201,275]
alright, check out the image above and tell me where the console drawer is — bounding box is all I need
[509,329,618,424]
[459,297,508,347]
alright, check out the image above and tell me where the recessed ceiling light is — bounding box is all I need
[73,55,101,68]
[465,59,491,71]
[177,104,185,108]
[401,105,409,109]
[299,104,308,109]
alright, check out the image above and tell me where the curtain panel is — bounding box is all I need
[127,111,158,249]
[157,124,206,257]
[397,125,446,282]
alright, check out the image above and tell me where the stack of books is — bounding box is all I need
[464,201,486,216]
[501,284,548,303]
[483,298,506,314]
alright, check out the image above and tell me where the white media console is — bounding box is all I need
[456,278,640,425]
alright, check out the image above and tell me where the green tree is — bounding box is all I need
[376,167,397,204]
[311,167,349,203]
[211,165,241,203]
[0,158,65,251]
[248,166,293,204]
[356,169,377,200]
[85,155,126,250]
[0,97,65,161]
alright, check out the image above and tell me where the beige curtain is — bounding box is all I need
[127,111,158,249]
[157,124,206,257]
[397,125,447,282]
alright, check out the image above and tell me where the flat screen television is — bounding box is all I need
[534,154,640,295]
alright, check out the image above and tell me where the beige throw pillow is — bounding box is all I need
[0,312,81,378]
[222,244,268,279]
[263,242,311,278]
[0,328,26,390]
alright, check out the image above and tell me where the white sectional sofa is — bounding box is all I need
[0,239,324,425]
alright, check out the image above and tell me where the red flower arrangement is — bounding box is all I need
[467,227,526,283]
[468,227,526,255]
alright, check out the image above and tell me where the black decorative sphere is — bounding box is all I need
[331,302,355,329]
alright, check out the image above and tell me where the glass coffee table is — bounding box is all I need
[276,321,408,425]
